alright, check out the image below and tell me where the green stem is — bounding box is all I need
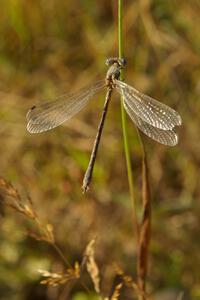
[118,0,139,239]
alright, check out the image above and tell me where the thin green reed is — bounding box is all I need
[118,0,139,238]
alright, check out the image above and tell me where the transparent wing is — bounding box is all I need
[27,80,106,133]
[123,98,178,146]
[115,79,182,130]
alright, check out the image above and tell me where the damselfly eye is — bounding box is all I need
[119,58,127,67]
[106,58,116,66]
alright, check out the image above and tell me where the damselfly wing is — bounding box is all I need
[114,79,182,146]
[27,80,105,134]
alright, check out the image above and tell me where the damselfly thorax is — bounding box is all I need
[27,58,182,192]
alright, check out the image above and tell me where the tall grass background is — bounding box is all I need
[0,0,200,299]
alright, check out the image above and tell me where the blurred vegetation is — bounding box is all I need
[0,0,200,299]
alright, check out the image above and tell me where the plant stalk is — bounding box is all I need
[118,0,139,241]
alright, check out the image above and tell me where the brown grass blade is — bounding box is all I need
[137,135,151,299]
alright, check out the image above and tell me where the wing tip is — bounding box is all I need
[164,132,179,147]
[27,122,37,134]
[177,114,182,126]
[27,122,45,134]
[27,121,56,134]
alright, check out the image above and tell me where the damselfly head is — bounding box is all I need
[106,57,127,68]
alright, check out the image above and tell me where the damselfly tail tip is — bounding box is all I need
[82,184,89,194]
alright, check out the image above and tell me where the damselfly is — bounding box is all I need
[27,58,182,192]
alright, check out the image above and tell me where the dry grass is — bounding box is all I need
[0,176,127,298]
